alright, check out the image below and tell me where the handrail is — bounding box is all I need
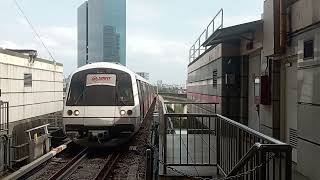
[189,8,223,63]
[227,143,292,178]
[165,113,216,117]
[227,143,261,177]
[0,101,9,134]
[25,123,50,133]
[217,114,285,145]
[25,123,50,141]
[164,102,219,105]
[159,99,292,179]
[158,95,168,114]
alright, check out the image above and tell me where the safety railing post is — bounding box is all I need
[198,40,201,57]
[286,148,292,180]
[205,28,208,51]
[163,114,167,174]
[221,8,224,28]
[259,150,266,180]
[238,129,242,161]
[7,102,9,133]
[216,115,220,175]
[145,149,152,180]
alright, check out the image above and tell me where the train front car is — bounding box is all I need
[63,62,141,147]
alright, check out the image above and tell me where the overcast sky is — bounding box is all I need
[0,0,263,85]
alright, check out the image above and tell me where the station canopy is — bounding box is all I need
[202,20,262,47]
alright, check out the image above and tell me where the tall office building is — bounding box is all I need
[77,0,126,67]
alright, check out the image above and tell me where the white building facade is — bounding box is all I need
[0,48,63,129]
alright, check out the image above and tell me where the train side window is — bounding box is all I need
[138,80,144,118]
[304,40,314,60]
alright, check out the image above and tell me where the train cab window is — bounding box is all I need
[117,74,134,106]
[66,68,134,106]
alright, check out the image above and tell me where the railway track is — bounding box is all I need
[94,153,121,180]
[48,148,88,180]
[47,148,121,180]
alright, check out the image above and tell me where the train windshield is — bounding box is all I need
[66,68,134,106]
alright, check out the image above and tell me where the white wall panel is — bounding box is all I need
[0,49,63,123]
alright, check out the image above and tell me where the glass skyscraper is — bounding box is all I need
[77,0,126,67]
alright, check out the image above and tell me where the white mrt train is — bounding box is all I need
[63,62,155,144]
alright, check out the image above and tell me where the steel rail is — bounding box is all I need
[48,148,88,180]
[94,153,121,180]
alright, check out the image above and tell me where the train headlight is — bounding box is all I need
[127,110,133,116]
[67,110,73,116]
[74,110,80,116]
[120,110,126,116]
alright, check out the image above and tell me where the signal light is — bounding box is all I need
[127,110,133,115]
[67,110,73,116]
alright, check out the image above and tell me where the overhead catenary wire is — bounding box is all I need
[12,0,56,63]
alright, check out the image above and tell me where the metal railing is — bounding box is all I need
[189,8,223,63]
[0,101,9,171]
[0,101,9,135]
[159,100,292,179]
[163,113,216,168]
[160,101,218,175]
[216,114,292,179]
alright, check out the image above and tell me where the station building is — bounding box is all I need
[187,0,320,179]
[0,48,63,168]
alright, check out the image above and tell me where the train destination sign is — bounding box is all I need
[86,74,117,86]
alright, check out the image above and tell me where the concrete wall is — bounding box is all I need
[240,23,263,56]
[247,54,261,131]
[290,0,320,32]
[187,42,247,122]
[188,44,222,73]
[263,0,275,56]
[238,23,263,130]
[0,49,63,133]
[293,28,320,180]
[187,45,223,114]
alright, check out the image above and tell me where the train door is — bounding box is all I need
[142,82,147,117]
[146,85,150,109]
[137,80,143,122]
[284,61,298,162]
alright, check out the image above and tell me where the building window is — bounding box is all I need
[24,73,32,87]
[304,40,314,60]
[213,70,218,87]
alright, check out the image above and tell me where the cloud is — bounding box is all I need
[39,26,77,58]
[0,40,19,49]
[0,40,39,50]
[224,15,261,27]
[128,35,189,64]
[0,25,77,77]
[127,0,162,22]
[126,34,188,84]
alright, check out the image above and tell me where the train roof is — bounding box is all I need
[70,62,151,84]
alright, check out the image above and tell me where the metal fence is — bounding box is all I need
[189,8,223,63]
[0,101,9,135]
[161,101,218,175]
[0,101,9,171]
[216,114,292,180]
[163,113,216,168]
[160,100,292,179]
